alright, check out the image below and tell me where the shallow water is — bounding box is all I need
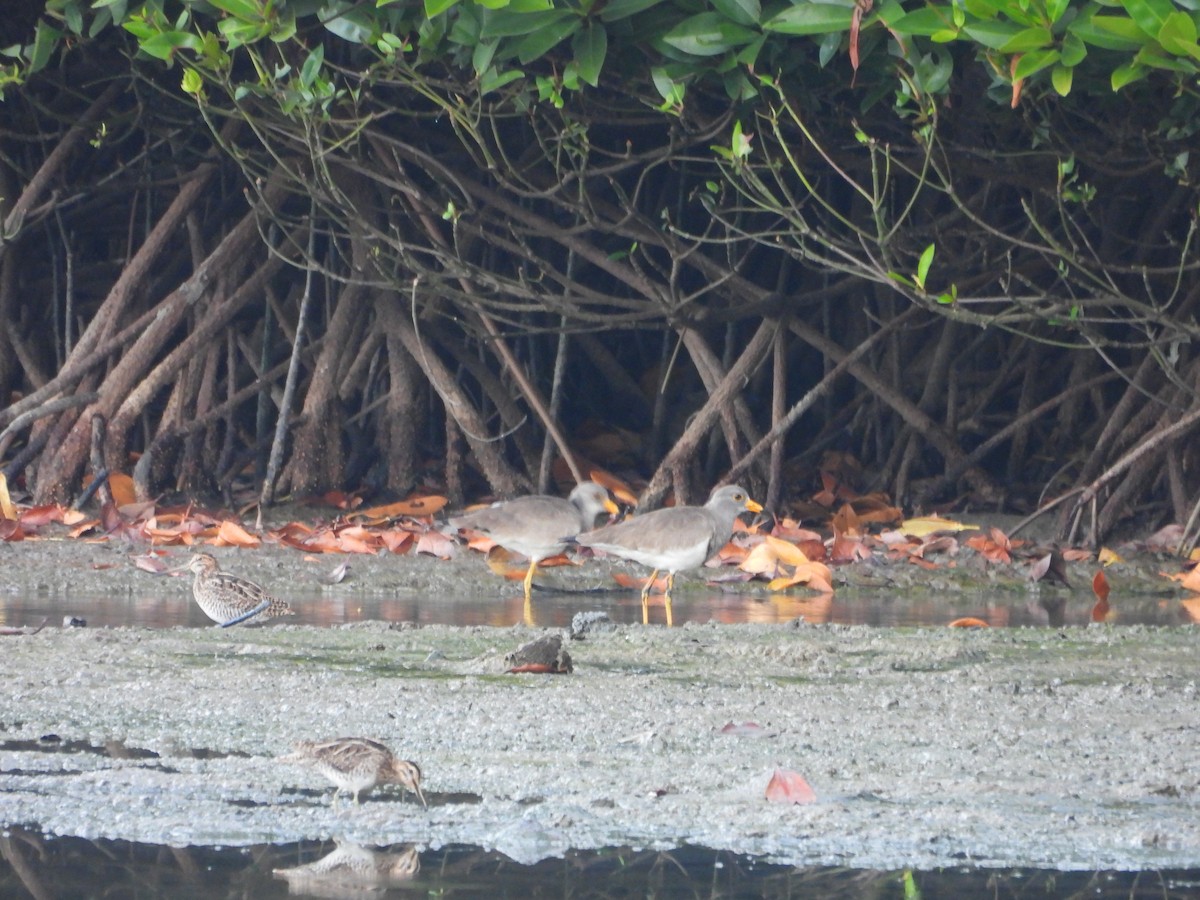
[0,586,1193,630]
[2,831,1198,899]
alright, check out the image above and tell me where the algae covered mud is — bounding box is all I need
[1,611,1198,872]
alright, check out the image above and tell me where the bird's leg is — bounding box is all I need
[640,570,659,602]
[663,573,675,627]
[522,561,537,602]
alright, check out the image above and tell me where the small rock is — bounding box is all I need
[568,611,614,640]
[505,634,572,674]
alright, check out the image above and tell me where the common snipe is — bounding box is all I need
[282,736,427,808]
[178,553,294,626]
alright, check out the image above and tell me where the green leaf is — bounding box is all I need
[1060,31,1087,65]
[1119,0,1176,38]
[884,7,953,37]
[915,243,935,290]
[425,0,460,15]
[480,8,571,38]
[207,0,262,19]
[998,25,1052,52]
[1070,13,1144,50]
[572,24,607,86]
[299,43,324,88]
[181,67,204,94]
[961,20,1024,49]
[662,12,759,55]
[479,66,524,93]
[139,30,202,61]
[599,0,663,22]
[514,15,579,63]
[29,21,61,74]
[764,2,855,35]
[1158,11,1200,59]
[1012,47,1060,78]
[1050,62,1073,94]
[712,0,762,27]
[651,66,686,106]
[1111,60,1147,87]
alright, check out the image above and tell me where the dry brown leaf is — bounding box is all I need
[765,769,817,804]
[415,530,456,559]
[585,469,639,507]
[830,502,862,536]
[354,495,448,521]
[1167,566,1200,593]
[213,520,261,548]
[0,518,25,542]
[107,472,138,507]
[767,560,835,593]
[380,529,415,554]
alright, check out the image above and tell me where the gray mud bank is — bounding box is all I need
[2,608,1199,871]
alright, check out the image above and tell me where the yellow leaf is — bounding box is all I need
[0,473,15,521]
[1098,546,1122,566]
[898,515,981,538]
[767,560,834,593]
[740,535,811,577]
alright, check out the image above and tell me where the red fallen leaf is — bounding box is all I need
[949,617,989,628]
[18,505,66,527]
[1091,597,1111,623]
[91,562,117,570]
[505,663,570,674]
[1092,570,1110,603]
[765,769,817,804]
[719,721,767,737]
[0,517,25,541]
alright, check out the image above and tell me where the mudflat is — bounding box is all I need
[1,536,1197,870]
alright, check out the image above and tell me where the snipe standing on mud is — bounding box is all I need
[281,737,427,808]
[176,553,294,627]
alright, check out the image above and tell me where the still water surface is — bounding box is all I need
[2,832,1199,899]
[0,587,1193,630]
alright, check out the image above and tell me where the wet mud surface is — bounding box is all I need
[1,536,1199,871]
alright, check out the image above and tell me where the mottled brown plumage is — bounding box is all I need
[181,553,294,626]
[282,736,427,808]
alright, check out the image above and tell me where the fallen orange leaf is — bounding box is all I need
[415,530,456,559]
[765,769,817,804]
[354,495,448,520]
[1092,570,1110,603]
[948,617,989,628]
[213,520,261,548]
[108,472,138,507]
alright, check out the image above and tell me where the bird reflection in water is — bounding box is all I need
[273,841,420,897]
